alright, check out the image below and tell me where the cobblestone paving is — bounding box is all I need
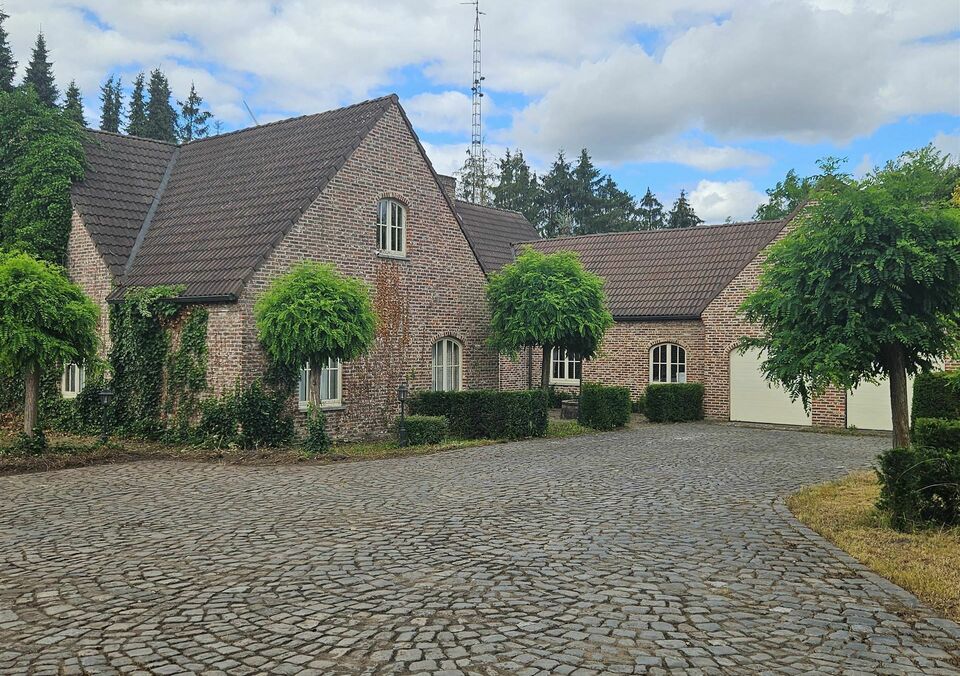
[1,424,959,675]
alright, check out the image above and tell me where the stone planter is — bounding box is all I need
[560,398,580,420]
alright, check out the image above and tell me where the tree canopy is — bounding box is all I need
[126,72,148,137]
[492,149,541,226]
[638,188,666,230]
[740,146,960,447]
[666,190,703,229]
[753,157,849,220]
[63,80,85,126]
[99,75,123,133]
[22,32,58,107]
[0,10,15,93]
[177,82,212,142]
[144,68,177,143]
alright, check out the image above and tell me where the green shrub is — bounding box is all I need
[303,405,331,454]
[196,380,294,449]
[197,395,238,447]
[402,415,448,445]
[912,370,960,423]
[408,389,547,440]
[645,383,705,422]
[548,386,572,409]
[877,445,960,530]
[632,394,646,415]
[578,383,631,430]
[913,417,960,450]
[9,428,47,455]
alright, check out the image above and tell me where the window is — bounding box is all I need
[650,343,686,383]
[550,347,581,385]
[377,199,406,256]
[61,363,85,399]
[432,338,462,391]
[298,358,342,410]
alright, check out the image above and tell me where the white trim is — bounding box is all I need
[549,347,581,385]
[377,198,406,257]
[298,358,342,410]
[61,363,85,399]
[650,343,687,383]
[432,338,463,391]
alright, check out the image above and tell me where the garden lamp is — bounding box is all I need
[98,387,114,444]
[397,382,409,447]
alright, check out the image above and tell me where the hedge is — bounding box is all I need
[408,389,547,440]
[579,382,631,430]
[645,383,704,422]
[877,445,960,530]
[548,386,574,409]
[911,371,960,423]
[913,417,960,450]
[632,394,646,415]
[402,415,448,446]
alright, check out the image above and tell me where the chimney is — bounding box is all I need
[437,174,457,201]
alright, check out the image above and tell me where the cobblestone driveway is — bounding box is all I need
[1,424,958,675]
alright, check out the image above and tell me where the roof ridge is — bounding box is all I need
[513,218,784,246]
[84,127,177,147]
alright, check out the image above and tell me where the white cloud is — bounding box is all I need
[421,141,470,177]
[404,91,485,135]
[639,142,771,171]
[932,131,960,162]
[853,153,874,178]
[689,179,766,222]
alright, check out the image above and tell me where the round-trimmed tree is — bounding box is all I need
[486,247,613,390]
[254,262,376,407]
[0,251,99,436]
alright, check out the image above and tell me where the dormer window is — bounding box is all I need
[377,199,406,257]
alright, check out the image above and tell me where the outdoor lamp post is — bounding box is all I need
[397,381,409,447]
[98,387,114,445]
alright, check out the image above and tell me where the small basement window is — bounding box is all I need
[377,198,406,257]
[650,343,686,383]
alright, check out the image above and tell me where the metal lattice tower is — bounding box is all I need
[466,0,484,203]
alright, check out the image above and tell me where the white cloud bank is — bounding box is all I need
[689,179,766,223]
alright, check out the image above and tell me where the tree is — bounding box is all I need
[754,157,849,220]
[125,72,148,137]
[492,149,541,226]
[22,32,58,107]
[0,251,99,437]
[99,75,123,133]
[590,176,640,234]
[637,188,666,229]
[144,68,177,143]
[177,82,212,142]
[486,248,613,390]
[666,190,703,229]
[740,146,960,448]
[569,149,602,233]
[62,80,85,126]
[540,151,576,238]
[254,262,376,407]
[0,10,16,93]
[455,147,495,205]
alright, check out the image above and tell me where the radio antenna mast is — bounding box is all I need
[463,0,485,203]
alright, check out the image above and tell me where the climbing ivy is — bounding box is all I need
[164,306,208,435]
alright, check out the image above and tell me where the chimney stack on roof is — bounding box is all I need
[437,174,457,201]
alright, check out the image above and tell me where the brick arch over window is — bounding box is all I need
[431,336,463,392]
[649,342,687,383]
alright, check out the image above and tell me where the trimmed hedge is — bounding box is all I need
[579,382,631,430]
[645,383,704,422]
[913,417,960,450]
[408,389,548,440]
[877,445,960,530]
[548,386,573,409]
[402,415,448,446]
[632,394,646,415]
[912,371,960,423]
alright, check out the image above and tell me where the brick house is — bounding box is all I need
[65,94,534,439]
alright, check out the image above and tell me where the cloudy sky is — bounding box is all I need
[4,0,959,221]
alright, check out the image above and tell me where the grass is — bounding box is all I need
[546,419,591,438]
[787,470,960,622]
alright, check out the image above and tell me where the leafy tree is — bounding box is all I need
[99,75,123,133]
[62,80,85,126]
[540,151,576,238]
[492,149,541,225]
[754,157,850,220]
[740,146,960,448]
[125,72,148,137]
[22,32,58,107]
[177,82,212,142]
[0,10,16,93]
[254,262,376,407]
[486,247,612,390]
[637,188,666,229]
[455,147,496,205]
[666,190,702,229]
[0,251,99,437]
[144,68,177,143]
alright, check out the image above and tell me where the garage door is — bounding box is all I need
[847,375,915,431]
[730,347,812,426]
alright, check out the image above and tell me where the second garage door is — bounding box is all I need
[730,347,812,426]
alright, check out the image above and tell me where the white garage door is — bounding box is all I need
[847,375,915,431]
[730,347,812,426]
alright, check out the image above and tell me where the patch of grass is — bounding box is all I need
[546,419,591,438]
[788,471,960,622]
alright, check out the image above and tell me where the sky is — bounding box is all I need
[3,0,959,222]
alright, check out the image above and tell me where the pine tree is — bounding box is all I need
[62,80,85,126]
[177,82,212,142]
[637,188,666,229]
[591,176,641,233]
[455,147,496,205]
[540,151,576,238]
[666,190,703,229]
[22,32,58,106]
[125,72,148,136]
[144,68,177,142]
[492,149,541,226]
[0,10,16,93]
[568,149,603,234]
[98,75,122,133]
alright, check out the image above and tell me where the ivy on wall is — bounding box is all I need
[164,306,209,434]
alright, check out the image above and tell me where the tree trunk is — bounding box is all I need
[884,343,911,449]
[23,364,40,436]
[309,359,321,409]
[541,344,552,392]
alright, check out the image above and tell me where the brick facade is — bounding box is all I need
[65,210,114,355]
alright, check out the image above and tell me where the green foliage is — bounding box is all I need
[753,158,848,221]
[144,68,177,143]
[877,446,960,530]
[62,81,85,126]
[546,419,589,439]
[455,146,496,205]
[578,382,631,430]
[196,380,294,449]
[177,82,212,142]
[22,32,57,107]
[632,394,646,415]
[126,73,147,136]
[547,386,573,408]
[40,363,107,435]
[913,418,960,451]
[0,11,15,93]
[402,415,448,446]
[912,371,960,423]
[408,389,548,440]
[303,405,331,454]
[11,428,47,455]
[645,383,705,422]
[666,190,703,229]
[492,149,541,226]
[165,307,208,425]
[638,188,665,230]
[98,75,122,133]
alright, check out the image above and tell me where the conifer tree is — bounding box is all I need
[22,32,58,106]
[540,151,575,238]
[666,190,703,229]
[144,68,177,142]
[99,75,122,133]
[637,188,666,229]
[569,149,602,233]
[177,82,212,142]
[492,149,541,226]
[62,80,85,126]
[455,147,496,205]
[125,72,148,136]
[0,10,16,93]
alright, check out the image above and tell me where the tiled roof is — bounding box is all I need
[454,200,539,273]
[521,219,786,320]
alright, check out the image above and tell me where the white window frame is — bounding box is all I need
[432,338,463,392]
[377,198,406,257]
[550,347,582,385]
[650,343,687,383]
[61,363,85,399]
[298,358,342,410]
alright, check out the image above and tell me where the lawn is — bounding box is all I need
[788,470,960,622]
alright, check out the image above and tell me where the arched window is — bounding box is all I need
[432,338,462,391]
[298,358,342,409]
[650,343,686,383]
[550,347,581,385]
[377,198,406,256]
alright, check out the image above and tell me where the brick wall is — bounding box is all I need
[65,210,114,356]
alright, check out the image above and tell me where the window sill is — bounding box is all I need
[376,251,409,261]
[549,380,580,386]
[298,404,346,413]
[61,392,79,400]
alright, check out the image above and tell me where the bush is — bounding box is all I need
[912,371,960,423]
[578,383,631,430]
[408,389,547,440]
[632,394,646,415]
[402,415,447,445]
[196,380,294,449]
[197,395,238,447]
[913,417,960,450]
[303,405,331,454]
[548,386,572,409]
[645,383,704,422]
[877,445,960,530]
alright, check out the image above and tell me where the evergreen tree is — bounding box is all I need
[144,68,177,143]
[637,188,666,229]
[492,149,541,226]
[666,190,703,229]
[177,82,212,142]
[0,10,16,93]
[569,149,602,234]
[455,147,496,205]
[22,32,58,106]
[125,72,148,136]
[540,151,576,238]
[590,176,640,233]
[99,75,122,133]
[62,80,85,126]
